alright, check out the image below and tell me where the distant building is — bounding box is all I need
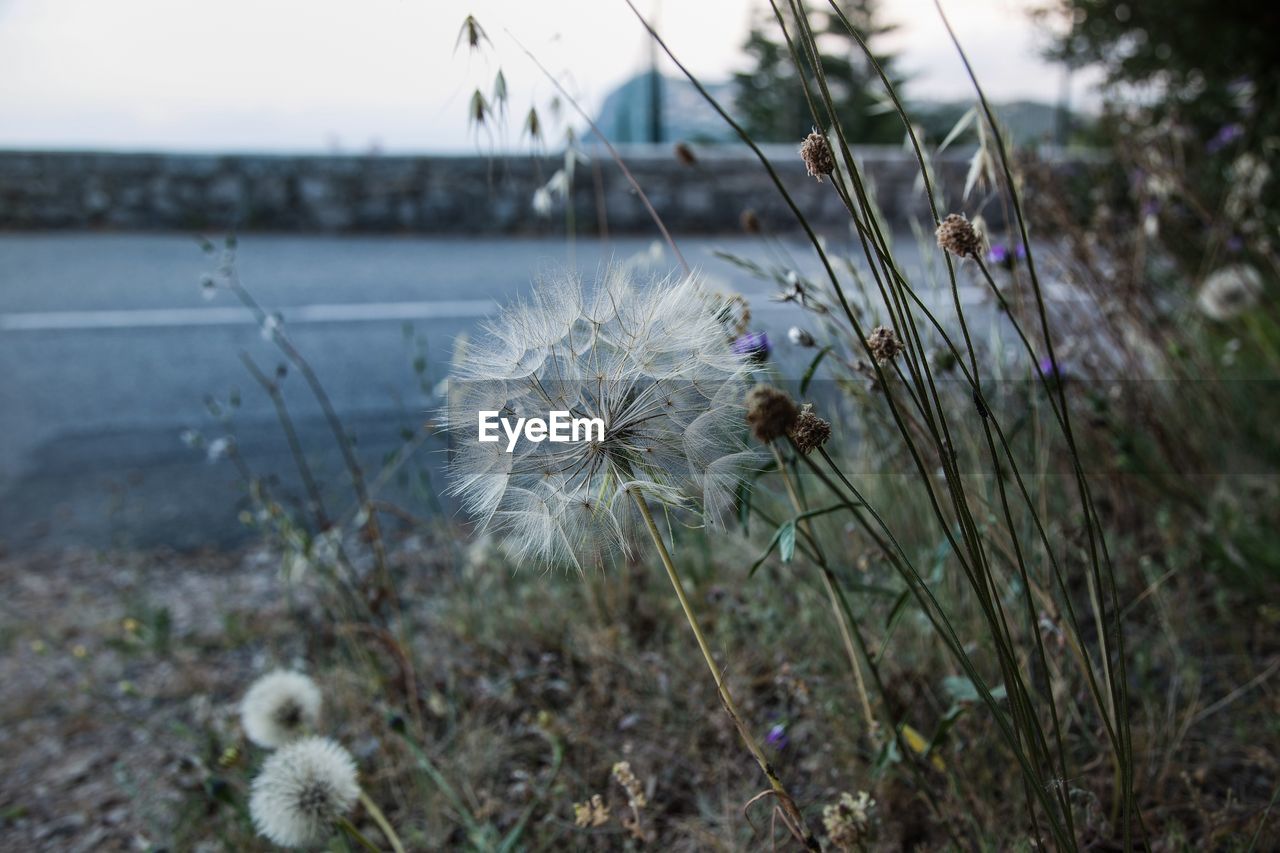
[590,73,737,145]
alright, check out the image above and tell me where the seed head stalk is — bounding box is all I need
[628,489,820,851]
[768,443,876,739]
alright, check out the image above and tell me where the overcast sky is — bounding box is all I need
[0,0,1083,153]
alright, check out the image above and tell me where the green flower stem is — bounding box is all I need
[629,489,820,851]
[336,815,382,853]
[768,443,877,739]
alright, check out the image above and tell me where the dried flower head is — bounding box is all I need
[740,208,762,234]
[746,385,799,443]
[673,141,697,166]
[823,790,877,851]
[573,794,610,827]
[866,325,904,365]
[446,268,762,570]
[788,404,831,455]
[250,737,360,848]
[612,761,647,810]
[801,130,836,181]
[1196,264,1263,321]
[935,213,982,258]
[240,670,322,749]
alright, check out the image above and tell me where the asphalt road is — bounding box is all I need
[0,231,966,552]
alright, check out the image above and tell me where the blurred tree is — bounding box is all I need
[1041,1,1280,135]
[1039,1,1280,269]
[733,1,904,143]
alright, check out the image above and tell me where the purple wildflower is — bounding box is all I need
[765,722,790,750]
[1207,123,1244,155]
[1226,235,1245,253]
[986,243,1023,270]
[732,330,771,364]
[1037,356,1066,384]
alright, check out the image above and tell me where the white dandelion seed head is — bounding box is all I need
[240,670,322,749]
[1196,264,1263,321]
[249,736,359,849]
[445,266,763,570]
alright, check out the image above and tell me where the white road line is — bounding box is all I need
[0,299,497,331]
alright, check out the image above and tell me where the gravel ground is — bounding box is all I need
[0,548,294,852]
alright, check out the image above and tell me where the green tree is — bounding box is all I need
[733,1,904,143]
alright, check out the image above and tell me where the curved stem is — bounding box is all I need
[336,815,383,853]
[358,791,406,853]
[629,489,820,851]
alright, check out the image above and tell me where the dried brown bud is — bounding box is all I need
[800,131,835,181]
[866,325,904,364]
[746,385,799,443]
[673,141,697,167]
[788,404,831,455]
[935,213,982,258]
[740,208,761,234]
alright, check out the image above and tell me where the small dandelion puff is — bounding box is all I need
[788,326,816,347]
[573,793,610,827]
[206,436,232,463]
[822,791,877,852]
[200,273,218,300]
[866,325,904,364]
[935,213,983,258]
[260,313,281,342]
[445,267,763,570]
[745,385,799,443]
[1196,264,1263,321]
[240,670,322,748]
[788,404,831,455]
[249,736,359,849]
[531,186,553,217]
[800,130,835,181]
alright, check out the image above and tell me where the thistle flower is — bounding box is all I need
[800,130,835,181]
[732,330,771,363]
[1196,264,1263,321]
[445,267,762,570]
[788,404,831,455]
[746,385,799,443]
[249,737,359,848]
[822,791,877,851]
[935,213,982,259]
[866,325,904,365]
[240,670,322,749]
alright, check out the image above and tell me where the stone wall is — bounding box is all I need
[0,146,1079,233]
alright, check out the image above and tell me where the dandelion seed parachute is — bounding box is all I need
[445,267,763,570]
[249,736,360,848]
[240,670,322,749]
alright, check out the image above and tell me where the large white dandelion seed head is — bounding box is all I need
[250,736,360,848]
[240,670,322,749]
[445,266,762,570]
